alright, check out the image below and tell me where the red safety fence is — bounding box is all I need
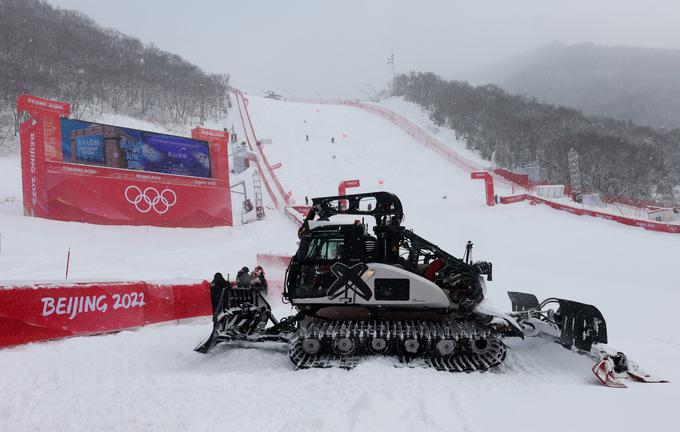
[255,253,294,294]
[245,95,521,209]
[287,98,680,213]
[284,207,304,226]
[599,192,679,213]
[234,90,317,229]
[346,101,680,215]
[500,194,680,234]
[345,101,486,174]
[234,90,292,207]
[499,194,528,205]
[336,101,522,191]
[289,205,312,216]
[285,97,345,105]
[276,95,680,232]
[284,205,311,226]
[246,152,279,209]
[256,253,292,268]
[493,168,529,188]
[18,94,232,228]
[0,279,211,348]
[234,90,280,209]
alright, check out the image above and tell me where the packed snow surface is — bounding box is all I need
[1,97,679,431]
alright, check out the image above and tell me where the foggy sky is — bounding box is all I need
[45,0,680,99]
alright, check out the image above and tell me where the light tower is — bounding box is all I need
[568,147,583,198]
[387,53,396,94]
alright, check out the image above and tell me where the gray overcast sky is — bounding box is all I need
[45,0,680,99]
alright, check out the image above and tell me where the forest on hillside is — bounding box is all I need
[0,0,229,153]
[394,72,680,205]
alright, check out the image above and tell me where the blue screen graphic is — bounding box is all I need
[74,134,105,163]
[60,118,211,178]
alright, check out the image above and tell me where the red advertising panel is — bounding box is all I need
[0,280,211,348]
[18,94,70,218]
[18,94,232,227]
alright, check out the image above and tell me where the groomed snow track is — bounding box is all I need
[1,97,679,432]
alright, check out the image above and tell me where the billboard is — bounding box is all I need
[19,94,232,228]
[60,118,212,178]
[0,280,211,348]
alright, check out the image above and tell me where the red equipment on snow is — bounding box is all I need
[592,352,668,388]
[508,291,668,388]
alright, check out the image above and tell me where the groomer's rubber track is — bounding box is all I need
[289,319,506,372]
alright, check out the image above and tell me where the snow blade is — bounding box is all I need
[507,291,539,311]
[195,274,274,354]
[195,273,231,353]
[195,329,218,354]
[555,299,607,351]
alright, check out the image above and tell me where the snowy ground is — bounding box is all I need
[1,97,679,431]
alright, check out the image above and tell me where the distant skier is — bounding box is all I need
[494,194,499,204]
[331,137,335,143]
[306,134,309,142]
[305,196,309,205]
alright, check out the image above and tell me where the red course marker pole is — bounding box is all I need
[65,248,71,279]
[338,179,361,210]
[471,171,495,206]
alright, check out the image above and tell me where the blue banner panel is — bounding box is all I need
[60,118,211,178]
[74,134,105,163]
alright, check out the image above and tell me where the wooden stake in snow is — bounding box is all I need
[65,248,71,280]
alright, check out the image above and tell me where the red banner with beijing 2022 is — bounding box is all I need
[18,94,233,228]
[0,280,212,348]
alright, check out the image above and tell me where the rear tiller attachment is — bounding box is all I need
[507,291,668,388]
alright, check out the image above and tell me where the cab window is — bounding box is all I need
[306,238,344,260]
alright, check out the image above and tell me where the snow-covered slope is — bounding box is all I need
[372,96,493,168]
[1,97,679,432]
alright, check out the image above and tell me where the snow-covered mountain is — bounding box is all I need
[477,42,680,129]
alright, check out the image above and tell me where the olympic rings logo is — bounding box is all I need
[124,185,177,214]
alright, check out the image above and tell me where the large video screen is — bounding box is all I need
[60,118,212,178]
